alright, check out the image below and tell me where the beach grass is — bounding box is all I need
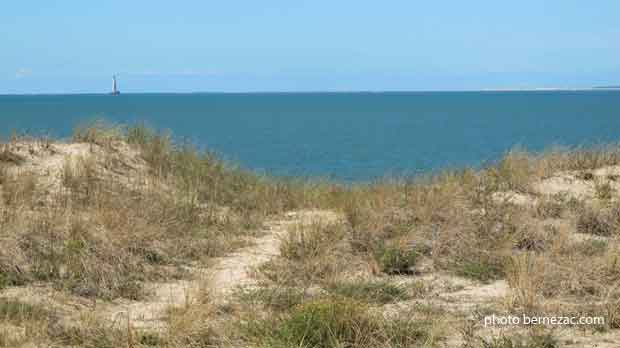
[1,121,620,346]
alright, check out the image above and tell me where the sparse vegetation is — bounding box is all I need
[576,204,620,237]
[534,194,566,219]
[1,122,620,346]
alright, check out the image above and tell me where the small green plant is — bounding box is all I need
[375,244,417,275]
[273,298,376,348]
[0,298,48,324]
[327,279,410,304]
[457,259,504,282]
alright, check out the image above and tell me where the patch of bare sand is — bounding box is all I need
[492,165,620,208]
[0,283,94,328]
[1,141,149,195]
[555,329,620,347]
[209,210,342,299]
[102,278,204,330]
[492,191,538,206]
[535,172,596,199]
[535,166,620,200]
[386,274,509,315]
[453,326,620,348]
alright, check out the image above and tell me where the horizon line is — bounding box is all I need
[2,86,620,96]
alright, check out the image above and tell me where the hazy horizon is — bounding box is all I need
[2,1,619,94]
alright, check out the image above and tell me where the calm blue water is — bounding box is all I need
[1,91,619,181]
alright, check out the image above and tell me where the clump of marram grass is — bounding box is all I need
[239,297,443,348]
[259,222,350,287]
[534,193,568,219]
[595,180,615,200]
[576,204,620,237]
[61,154,102,205]
[490,149,536,192]
[375,243,418,275]
[162,288,223,347]
[1,170,37,207]
[279,222,346,261]
[505,252,546,311]
[0,298,49,325]
[534,144,620,174]
[72,119,124,149]
[438,200,522,282]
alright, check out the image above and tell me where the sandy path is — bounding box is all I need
[209,210,341,298]
[102,209,340,329]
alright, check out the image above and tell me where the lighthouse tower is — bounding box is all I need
[111,75,120,95]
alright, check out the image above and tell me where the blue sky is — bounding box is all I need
[1,1,619,93]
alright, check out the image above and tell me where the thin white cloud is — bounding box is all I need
[128,70,220,77]
[15,68,33,79]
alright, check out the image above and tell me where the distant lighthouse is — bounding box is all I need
[111,75,120,95]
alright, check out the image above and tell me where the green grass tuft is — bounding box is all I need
[327,280,410,304]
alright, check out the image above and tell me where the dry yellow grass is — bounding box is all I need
[2,123,620,347]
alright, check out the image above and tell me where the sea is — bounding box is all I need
[1,91,619,181]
